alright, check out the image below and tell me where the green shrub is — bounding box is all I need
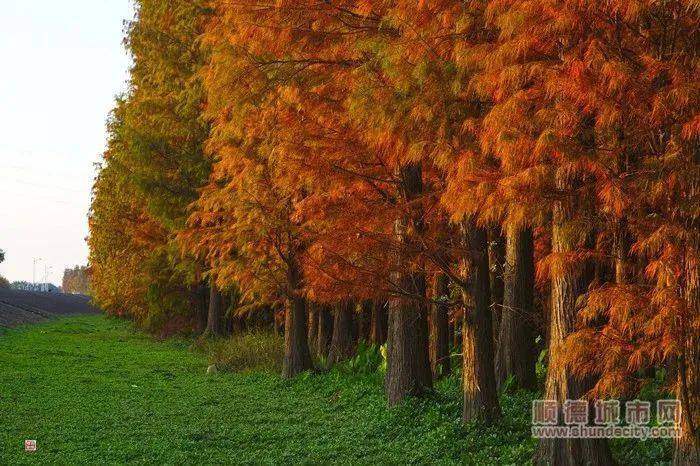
[201,331,284,374]
[345,341,384,374]
[536,347,548,385]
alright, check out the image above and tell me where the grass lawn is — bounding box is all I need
[0,316,671,464]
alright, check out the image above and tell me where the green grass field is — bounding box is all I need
[0,316,671,464]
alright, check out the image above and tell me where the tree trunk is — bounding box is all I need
[489,229,505,345]
[307,303,319,357]
[221,293,233,336]
[451,315,461,350]
[317,305,333,358]
[350,305,359,344]
[535,168,613,466]
[232,315,245,334]
[462,220,501,423]
[495,224,537,390]
[370,300,388,346]
[358,300,372,343]
[275,308,285,336]
[674,235,700,465]
[328,302,354,366]
[205,283,224,337]
[195,282,209,333]
[386,283,432,405]
[281,258,313,379]
[385,163,432,405]
[430,272,451,379]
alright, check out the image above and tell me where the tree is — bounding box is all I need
[461,221,501,422]
[370,301,388,347]
[495,225,537,389]
[376,0,503,418]
[316,305,334,359]
[89,0,212,335]
[191,1,438,392]
[481,0,617,461]
[182,0,328,378]
[384,163,432,403]
[489,231,506,344]
[328,302,355,366]
[62,266,90,295]
[430,272,451,378]
[89,101,169,323]
[205,284,224,337]
[548,2,700,463]
[479,0,699,462]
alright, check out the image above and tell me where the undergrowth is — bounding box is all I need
[197,331,284,374]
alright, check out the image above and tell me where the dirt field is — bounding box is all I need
[0,288,100,328]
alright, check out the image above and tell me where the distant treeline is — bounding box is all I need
[62,266,89,295]
[10,281,61,293]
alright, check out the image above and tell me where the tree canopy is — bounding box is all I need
[89,2,700,463]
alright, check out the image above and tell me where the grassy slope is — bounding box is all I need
[0,316,670,465]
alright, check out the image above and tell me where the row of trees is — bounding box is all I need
[89,1,699,464]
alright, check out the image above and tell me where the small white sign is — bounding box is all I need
[25,440,37,452]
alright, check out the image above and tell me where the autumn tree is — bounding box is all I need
[281,0,504,412]
[328,302,355,366]
[546,1,700,464]
[181,0,340,377]
[479,0,691,462]
[122,0,213,329]
[430,271,451,378]
[370,300,388,347]
[89,3,699,462]
[62,266,90,295]
[90,0,213,334]
[481,0,620,458]
[191,1,437,394]
[368,0,504,419]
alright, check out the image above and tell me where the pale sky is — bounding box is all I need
[0,0,134,285]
